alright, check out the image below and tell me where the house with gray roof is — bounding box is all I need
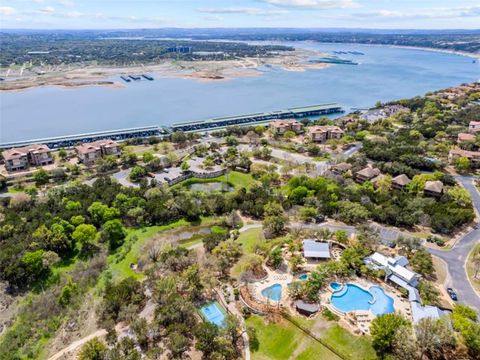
[302,240,331,260]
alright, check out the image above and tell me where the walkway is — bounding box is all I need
[428,176,480,312]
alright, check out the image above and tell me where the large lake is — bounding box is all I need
[0,42,478,143]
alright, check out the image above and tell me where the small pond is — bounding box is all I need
[189,182,234,192]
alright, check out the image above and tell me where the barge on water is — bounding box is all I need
[129,75,142,81]
[171,103,344,132]
[142,74,154,81]
[120,76,131,82]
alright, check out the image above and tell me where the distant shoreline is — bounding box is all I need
[389,45,480,60]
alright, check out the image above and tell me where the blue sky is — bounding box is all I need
[1,0,479,29]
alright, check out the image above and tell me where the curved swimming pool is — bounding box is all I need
[330,283,395,316]
[261,283,282,302]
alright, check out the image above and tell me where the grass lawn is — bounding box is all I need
[466,247,480,294]
[100,217,218,286]
[237,227,265,254]
[247,315,377,360]
[178,171,257,190]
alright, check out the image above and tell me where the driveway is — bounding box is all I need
[428,176,480,312]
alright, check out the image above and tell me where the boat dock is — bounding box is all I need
[0,126,167,149]
[1,103,343,149]
[171,103,343,132]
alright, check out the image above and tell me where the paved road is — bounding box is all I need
[428,176,480,312]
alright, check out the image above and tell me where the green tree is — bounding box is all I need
[417,280,440,305]
[415,318,456,360]
[455,156,471,173]
[33,169,49,185]
[195,322,219,358]
[21,249,50,284]
[102,219,127,250]
[262,202,287,238]
[268,247,283,269]
[370,313,410,356]
[78,338,108,360]
[410,249,434,277]
[72,224,98,248]
[129,166,146,182]
[142,152,154,163]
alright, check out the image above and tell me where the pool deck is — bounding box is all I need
[321,277,411,335]
[248,267,294,305]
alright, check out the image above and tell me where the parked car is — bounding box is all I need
[447,288,458,301]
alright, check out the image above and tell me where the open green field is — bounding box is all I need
[247,315,377,360]
[178,171,257,190]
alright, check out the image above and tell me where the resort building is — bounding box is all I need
[2,144,53,172]
[331,162,352,176]
[302,240,331,260]
[355,166,381,183]
[308,125,344,143]
[75,139,120,165]
[269,119,303,135]
[391,174,411,190]
[364,252,420,289]
[457,132,476,143]
[424,181,444,197]
[469,121,480,133]
[448,149,480,164]
[410,301,449,324]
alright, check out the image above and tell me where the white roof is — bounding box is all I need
[303,240,331,258]
[367,252,419,283]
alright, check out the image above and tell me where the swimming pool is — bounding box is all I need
[199,301,226,327]
[261,283,282,302]
[330,283,395,316]
[298,274,309,281]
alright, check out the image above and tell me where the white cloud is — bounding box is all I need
[356,6,480,20]
[38,6,55,14]
[67,11,84,18]
[57,0,75,7]
[0,6,16,16]
[198,7,287,16]
[261,0,359,10]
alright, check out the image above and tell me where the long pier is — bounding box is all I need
[0,126,166,150]
[171,103,343,132]
[0,103,343,149]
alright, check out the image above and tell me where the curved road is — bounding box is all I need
[428,176,480,312]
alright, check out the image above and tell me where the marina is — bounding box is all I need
[0,103,343,149]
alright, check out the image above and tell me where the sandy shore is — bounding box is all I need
[0,48,328,92]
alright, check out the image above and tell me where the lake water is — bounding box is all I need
[1,42,478,143]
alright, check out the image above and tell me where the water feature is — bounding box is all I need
[261,283,283,302]
[188,182,233,192]
[1,42,478,142]
[330,282,342,291]
[298,274,309,281]
[330,283,395,316]
[199,301,226,327]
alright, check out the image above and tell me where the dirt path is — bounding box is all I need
[47,329,107,360]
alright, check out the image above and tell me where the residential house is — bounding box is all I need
[469,121,480,133]
[449,148,480,164]
[308,125,344,143]
[355,166,381,183]
[383,105,410,117]
[424,180,444,197]
[391,174,411,190]
[2,144,53,172]
[457,133,476,144]
[76,139,120,165]
[331,162,352,176]
[270,119,303,135]
[302,240,331,260]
